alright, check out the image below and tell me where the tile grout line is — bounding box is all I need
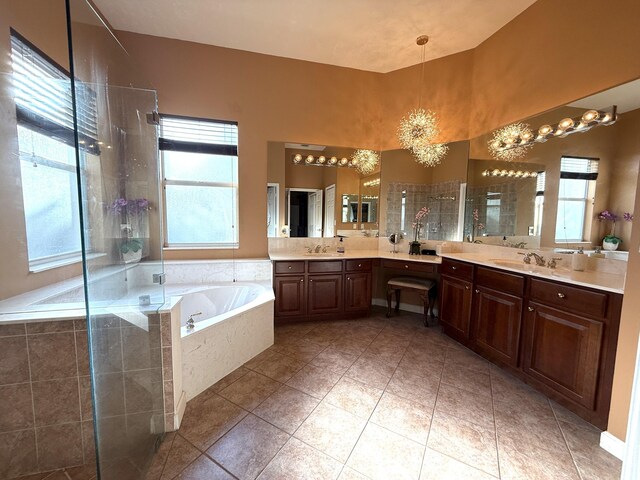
[488,364,502,480]
[24,323,41,473]
[549,399,585,480]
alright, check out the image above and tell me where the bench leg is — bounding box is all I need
[428,286,438,320]
[394,289,401,313]
[386,288,393,317]
[419,293,429,327]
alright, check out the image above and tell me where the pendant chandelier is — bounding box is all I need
[397,35,448,167]
[351,149,379,175]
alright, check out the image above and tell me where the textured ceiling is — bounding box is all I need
[92,0,537,73]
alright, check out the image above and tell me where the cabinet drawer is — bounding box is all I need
[476,266,525,297]
[529,278,609,319]
[381,259,437,273]
[275,261,305,274]
[441,258,474,281]
[345,259,372,272]
[308,260,343,273]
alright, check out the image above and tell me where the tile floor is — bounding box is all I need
[146,308,622,479]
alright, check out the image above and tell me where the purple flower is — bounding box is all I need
[624,212,634,222]
[598,210,618,222]
[473,208,479,222]
[414,207,430,221]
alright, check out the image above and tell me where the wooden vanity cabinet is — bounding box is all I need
[471,267,524,368]
[273,259,372,322]
[521,278,622,426]
[439,259,474,343]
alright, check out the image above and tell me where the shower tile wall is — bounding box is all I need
[386,180,461,241]
[466,183,518,237]
[0,320,93,478]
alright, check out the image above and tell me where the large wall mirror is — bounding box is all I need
[267,141,381,238]
[468,79,640,252]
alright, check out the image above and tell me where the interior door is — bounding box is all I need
[267,184,279,237]
[324,184,336,237]
[307,190,323,237]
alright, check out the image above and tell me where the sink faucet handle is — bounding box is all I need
[547,257,562,269]
[518,252,532,264]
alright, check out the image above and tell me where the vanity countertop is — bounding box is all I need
[440,252,625,294]
[269,249,442,264]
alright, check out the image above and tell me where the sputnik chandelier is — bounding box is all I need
[397,35,448,167]
[488,107,617,161]
[351,149,379,175]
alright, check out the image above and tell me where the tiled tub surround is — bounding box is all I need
[147,309,622,480]
[0,319,95,478]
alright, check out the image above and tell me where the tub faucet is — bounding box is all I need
[186,311,202,330]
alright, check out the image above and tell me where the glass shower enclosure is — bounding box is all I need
[67,0,167,478]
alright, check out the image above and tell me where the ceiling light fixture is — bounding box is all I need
[351,149,379,175]
[397,35,448,167]
[481,168,539,178]
[487,122,534,161]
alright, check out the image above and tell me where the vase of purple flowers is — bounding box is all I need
[410,207,430,255]
[599,210,633,251]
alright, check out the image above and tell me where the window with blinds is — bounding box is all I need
[10,30,94,268]
[555,156,599,242]
[10,29,99,153]
[159,115,239,247]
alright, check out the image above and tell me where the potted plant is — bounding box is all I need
[410,207,430,255]
[120,238,144,263]
[598,210,633,251]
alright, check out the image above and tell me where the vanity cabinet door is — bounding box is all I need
[439,275,473,342]
[522,303,603,410]
[274,275,306,317]
[344,272,371,312]
[472,286,522,367]
[307,274,343,315]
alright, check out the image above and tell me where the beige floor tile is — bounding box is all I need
[208,367,251,393]
[440,362,491,398]
[346,423,424,480]
[497,435,580,480]
[253,384,319,434]
[403,341,448,364]
[257,437,343,480]
[557,419,622,480]
[276,339,327,362]
[244,347,279,370]
[311,347,358,374]
[146,432,176,480]
[176,394,247,451]
[434,383,494,430]
[427,411,499,478]
[207,414,289,480]
[338,467,370,479]
[370,392,432,445]
[330,337,371,356]
[324,376,383,419]
[396,356,444,380]
[362,342,406,367]
[386,368,440,408]
[420,448,497,480]
[286,364,342,398]
[253,352,306,382]
[345,355,396,390]
[160,435,201,479]
[445,344,490,374]
[175,455,234,479]
[218,371,281,410]
[490,366,549,408]
[294,402,366,462]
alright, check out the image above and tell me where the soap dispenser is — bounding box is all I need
[336,236,345,254]
[572,247,587,271]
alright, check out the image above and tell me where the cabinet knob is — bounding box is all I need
[452,266,457,270]
[404,265,409,269]
[528,306,534,312]
[358,263,362,267]
[309,279,313,282]
[347,277,351,281]
[475,289,480,294]
[557,292,566,299]
[465,285,470,290]
[288,266,292,270]
[300,279,304,282]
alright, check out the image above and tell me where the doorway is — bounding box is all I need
[287,188,323,237]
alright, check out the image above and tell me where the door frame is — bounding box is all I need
[286,187,323,237]
[267,183,279,237]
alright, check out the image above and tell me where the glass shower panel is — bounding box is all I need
[67,1,166,479]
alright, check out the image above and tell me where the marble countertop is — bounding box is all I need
[440,252,625,294]
[268,249,442,264]
[269,249,625,294]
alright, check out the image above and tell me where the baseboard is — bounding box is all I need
[174,390,187,430]
[600,431,626,460]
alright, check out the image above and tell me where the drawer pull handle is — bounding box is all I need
[288,266,292,270]
[465,285,470,290]
[451,266,457,270]
[475,289,480,293]
[557,292,566,299]
[528,306,535,312]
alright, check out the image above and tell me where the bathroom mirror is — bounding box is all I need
[380,140,470,241]
[266,141,381,238]
[468,78,640,251]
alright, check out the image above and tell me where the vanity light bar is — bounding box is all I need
[361,195,379,200]
[292,153,356,168]
[496,106,617,153]
[363,178,381,187]
[482,169,539,178]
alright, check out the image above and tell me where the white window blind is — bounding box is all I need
[10,29,99,151]
[560,157,599,180]
[159,115,238,156]
[536,171,546,196]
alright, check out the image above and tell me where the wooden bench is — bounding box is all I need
[386,276,437,327]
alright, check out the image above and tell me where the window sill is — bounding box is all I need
[163,245,239,250]
[29,252,107,273]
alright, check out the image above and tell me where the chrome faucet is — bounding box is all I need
[186,311,202,330]
[519,252,546,266]
[547,257,562,269]
[314,244,322,253]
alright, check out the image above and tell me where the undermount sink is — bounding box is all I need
[303,252,343,257]
[488,258,529,268]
